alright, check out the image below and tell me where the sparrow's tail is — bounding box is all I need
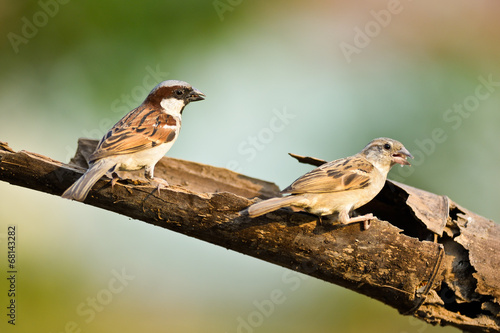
[61,159,116,202]
[248,196,300,218]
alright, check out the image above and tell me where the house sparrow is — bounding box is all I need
[62,80,205,202]
[247,138,413,229]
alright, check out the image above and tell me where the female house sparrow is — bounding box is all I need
[247,138,413,229]
[62,80,205,202]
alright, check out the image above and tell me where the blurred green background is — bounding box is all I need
[1,0,499,332]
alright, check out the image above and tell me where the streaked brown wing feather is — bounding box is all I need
[282,155,374,194]
[90,105,177,162]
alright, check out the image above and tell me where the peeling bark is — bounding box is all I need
[1,140,499,332]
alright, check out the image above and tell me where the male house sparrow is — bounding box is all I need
[62,80,205,202]
[247,138,413,229]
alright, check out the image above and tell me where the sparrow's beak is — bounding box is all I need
[392,147,413,166]
[187,88,205,102]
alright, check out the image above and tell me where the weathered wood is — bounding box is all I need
[0,140,499,332]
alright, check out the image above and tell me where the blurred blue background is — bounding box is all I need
[1,0,499,332]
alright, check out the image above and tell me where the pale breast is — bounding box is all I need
[114,140,176,171]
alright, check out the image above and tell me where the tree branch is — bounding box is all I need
[1,139,499,332]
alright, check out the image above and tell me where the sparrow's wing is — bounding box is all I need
[89,105,178,162]
[282,155,374,194]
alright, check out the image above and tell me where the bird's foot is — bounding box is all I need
[149,177,169,196]
[110,172,122,190]
[344,213,374,230]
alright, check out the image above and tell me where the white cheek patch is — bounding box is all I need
[160,98,185,116]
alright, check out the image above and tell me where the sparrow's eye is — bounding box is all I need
[174,89,184,96]
[383,143,391,150]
